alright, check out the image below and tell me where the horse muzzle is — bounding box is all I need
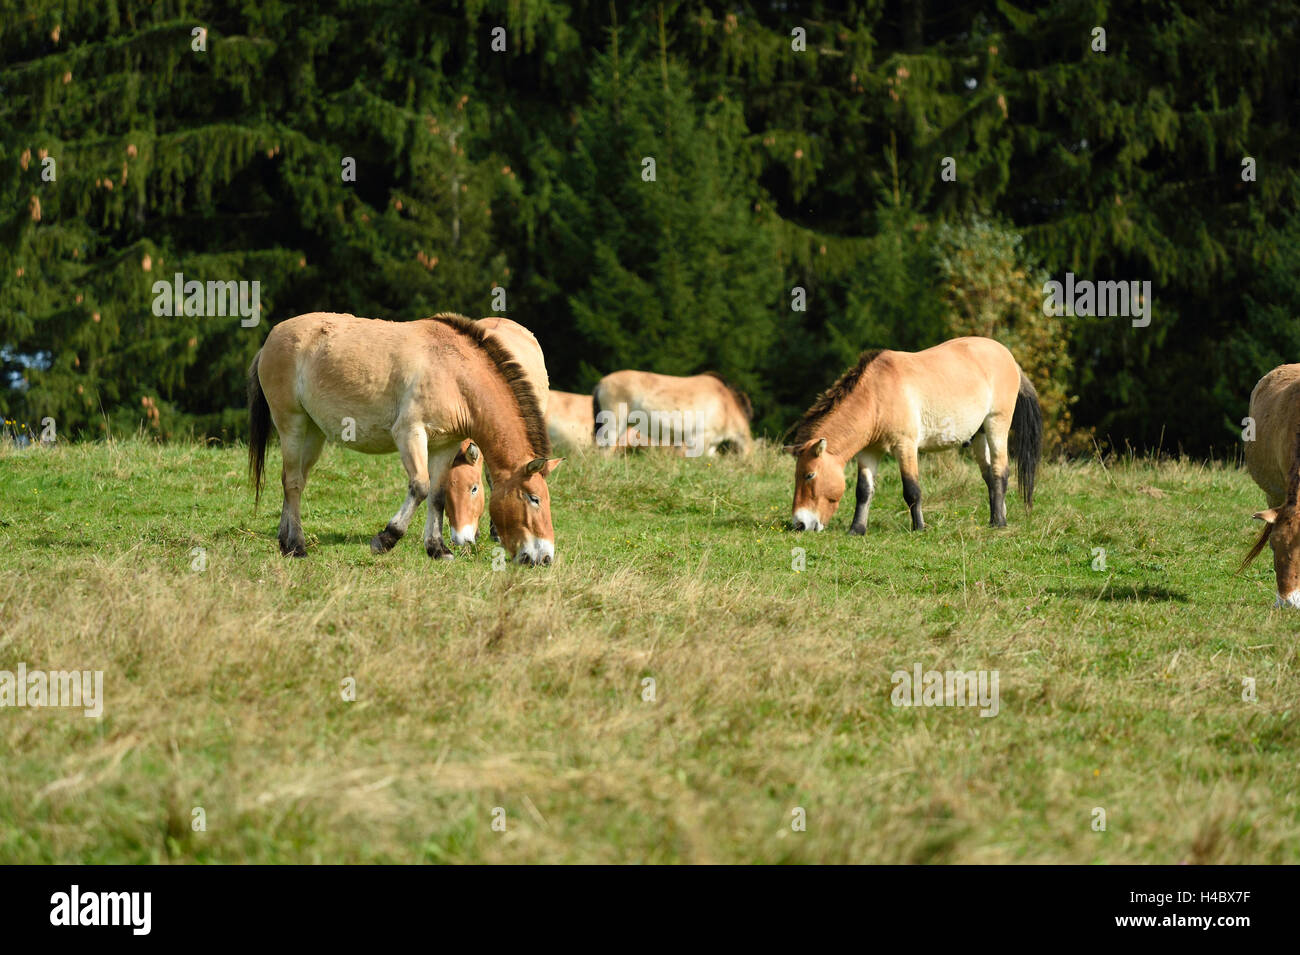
[791,509,825,533]
[514,537,555,566]
[449,525,478,546]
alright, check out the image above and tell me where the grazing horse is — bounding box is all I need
[437,317,551,546]
[785,337,1041,533]
[547,390,595,454]
[441,439,485,546]
[1241,363,1300,607]
[592,370,753,456]
[247,312,562,564]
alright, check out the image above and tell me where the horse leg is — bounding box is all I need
[849,450,880,535]
[898,442,925,531]
[971,432,1004,527]
[371,427,430,554]
[425,444,460,560]
[278,416,325,557]
[984,420,1011,528]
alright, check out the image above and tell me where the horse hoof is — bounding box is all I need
[425,543,454,560]
[848,524,867,536]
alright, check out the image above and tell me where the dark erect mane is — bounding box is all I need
[427,312,551,458]
[787,349,885,445]
[702,371,753,421]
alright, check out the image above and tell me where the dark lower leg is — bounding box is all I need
[279,480,307,557]
[425,489,452,559]
[849,471,874,535]
[903,474,925,531]
[372,478,428,554]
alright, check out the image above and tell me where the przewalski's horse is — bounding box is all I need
[438,317,551,545]
[441,439,485,546]
[786,336,1042,533]
[1241,363,1300,607]
[592,370,753,457]
[247,312,562,565]
[547,390,595,454]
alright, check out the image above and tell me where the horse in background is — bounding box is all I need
[592,370,753,457]
[547,390,595,454]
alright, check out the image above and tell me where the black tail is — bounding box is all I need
[592,383,603,445]
[248,350,271,505]
[1011,369,1042,509]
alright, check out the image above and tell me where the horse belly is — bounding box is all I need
[298,392,400,453]
[917,403,987,451]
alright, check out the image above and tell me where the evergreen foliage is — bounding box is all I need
[1,1,1296,453]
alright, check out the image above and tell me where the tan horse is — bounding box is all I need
[592,371,753,456]
[441,439,485,546]
[547,390,595,454]
[785,337,1041,533]
[1241,363,1300,607]
[438,317,550,545]
[248,312,562,564]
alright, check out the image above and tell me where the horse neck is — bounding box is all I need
[820,386,879,457]
[458,355,536,481]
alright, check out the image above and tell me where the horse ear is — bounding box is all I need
[813,437,827,457]
[544,457,564,476]
[465,442,480,464]
[1254,509,1280,524]
[525,457,547,475]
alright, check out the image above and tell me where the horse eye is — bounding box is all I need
[805,472,816,482]
[470,485,479,495]
[528,494,540,506]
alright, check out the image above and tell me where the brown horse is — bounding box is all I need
[592,370,753,456]
[248,312,562,564]
[547,390,595,454]
[437,317,550,546]
[441,439,485,546]
[786,337,1041,533]
[1241,363,1300,607]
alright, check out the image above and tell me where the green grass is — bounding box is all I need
[0,437,1297,863]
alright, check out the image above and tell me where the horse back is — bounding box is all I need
[873,337,1021,441]
[259,313,460,450]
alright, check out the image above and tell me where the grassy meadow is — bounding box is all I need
[0,437,1297,863]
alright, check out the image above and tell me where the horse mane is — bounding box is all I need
[702,371,753,421]
[786,350,885,445]
[426,312,551,458]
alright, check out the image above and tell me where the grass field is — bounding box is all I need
[0,437,1297,863]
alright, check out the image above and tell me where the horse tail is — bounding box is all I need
[248,350,271,505]
[1011,368,1043,509]
[592,381,604,446]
